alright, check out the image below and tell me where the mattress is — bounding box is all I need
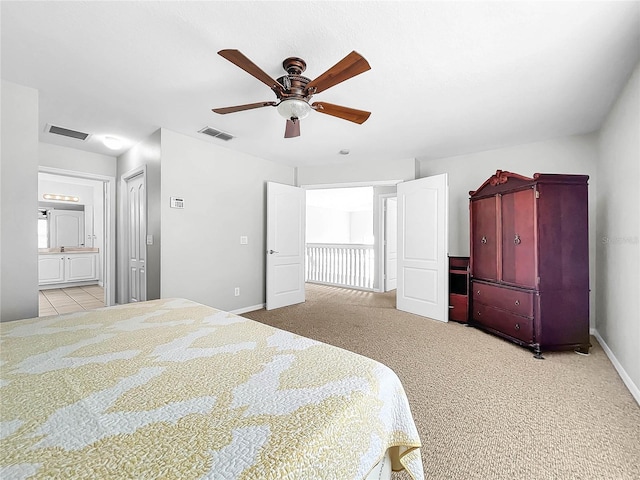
[0,298,424,479]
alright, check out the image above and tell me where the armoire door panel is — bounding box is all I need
[500,189,536,287]
[471,196,498,281]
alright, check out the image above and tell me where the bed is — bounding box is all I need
[0,298,424,480]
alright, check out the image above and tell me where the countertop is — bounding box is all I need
[39,248,99,254]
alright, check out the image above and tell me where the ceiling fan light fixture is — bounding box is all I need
[277,99,311,120]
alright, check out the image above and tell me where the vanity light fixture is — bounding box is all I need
[43,194,79,202]
[103,136,123,150]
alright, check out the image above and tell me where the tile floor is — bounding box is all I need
[39,285,105,316]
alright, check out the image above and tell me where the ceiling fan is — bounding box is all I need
[212,49,371,138]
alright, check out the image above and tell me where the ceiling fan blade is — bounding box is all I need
[284,119,300,138]
[212,101,277,114]
[218,49,283,93]
[306,51,371,95]
[312,102,371,124]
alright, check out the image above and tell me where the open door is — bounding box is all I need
[384,197,398,291]
[397,174,448,321]
[266,182,305,310]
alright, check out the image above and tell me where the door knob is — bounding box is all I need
[268,249,279,254]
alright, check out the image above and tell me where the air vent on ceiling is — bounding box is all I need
[198,126,234,141]
[46,124,91,141]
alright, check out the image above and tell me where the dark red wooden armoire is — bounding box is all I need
[468,170,590,358]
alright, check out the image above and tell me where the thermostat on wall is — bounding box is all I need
[170,197,185,209]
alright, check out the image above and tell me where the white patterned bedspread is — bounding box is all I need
[0,298,423,480]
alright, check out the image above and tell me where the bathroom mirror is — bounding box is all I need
[38,202,85,248]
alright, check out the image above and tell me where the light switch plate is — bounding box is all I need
[146,235,153,245]
[240,236,248,245]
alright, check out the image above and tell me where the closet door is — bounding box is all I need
[471,196,498,281]
[500,188,536,287]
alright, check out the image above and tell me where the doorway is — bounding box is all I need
[266,176,448,321]
[305,186,376,291]
[37,167,116,313]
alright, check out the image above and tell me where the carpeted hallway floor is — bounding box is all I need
[243,283,640,480]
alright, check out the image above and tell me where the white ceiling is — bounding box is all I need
[2,1,639,168]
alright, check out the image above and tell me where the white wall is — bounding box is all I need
[306,206,350,243]
[306,206,373,244]
[417,134,599,326]
[160,129,294,311]
[117,130,162,302]
[417,134,598,255]
[39,142,117,178]
[350,210,373,244]
[297,157,416,186]
[596,61,640,399]
[1,81,39,321]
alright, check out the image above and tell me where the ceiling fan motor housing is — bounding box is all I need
[283,57,306,74]
[277,74,311,98]
[278,57,313,98]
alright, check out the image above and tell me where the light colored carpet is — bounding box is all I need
[243,283,640,480]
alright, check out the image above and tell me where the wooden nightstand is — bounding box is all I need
[449,256,470,323]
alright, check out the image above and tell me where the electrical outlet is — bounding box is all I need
[234,287,240,296]
[240,236,248,245]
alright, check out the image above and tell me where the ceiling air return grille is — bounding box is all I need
[46,124,91,141]
[198,126,234,141]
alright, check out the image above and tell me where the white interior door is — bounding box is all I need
[384,197,398,291]
[397,174,448,321]
[49,210,84,247]
[126,172,146,303]
[266,182,305,310]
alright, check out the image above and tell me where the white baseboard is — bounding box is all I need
[230,303,265,315]
[591,328,640,406]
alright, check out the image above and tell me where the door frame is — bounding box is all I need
[119,165,147,304]
[38,166,116,307]
[376,193,397,293]
[384,196,398,292]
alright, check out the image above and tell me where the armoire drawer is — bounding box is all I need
[472,282,534,317]
[473,303,534,344]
